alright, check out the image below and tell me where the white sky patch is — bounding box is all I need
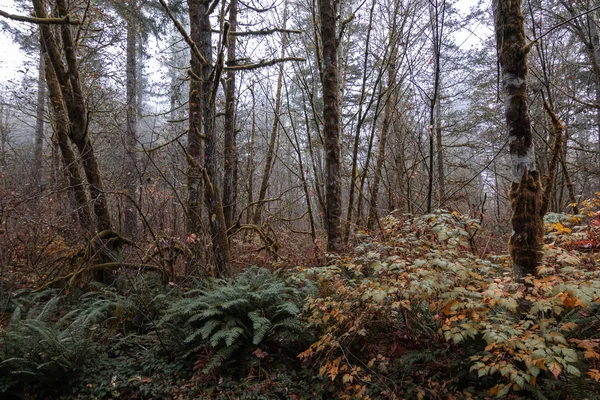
[0,0,27,84]
[452,0,492,50]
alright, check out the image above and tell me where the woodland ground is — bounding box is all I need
[1,197,600,399]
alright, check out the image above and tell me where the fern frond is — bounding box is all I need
[202,343,242,374]
[248,310,272,345]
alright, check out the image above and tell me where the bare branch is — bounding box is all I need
[224,56,305,71]
[0,8,80,25]
[157,0,208,66]
[212,27,302,36]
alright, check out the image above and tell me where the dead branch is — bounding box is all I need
[224,57,305,71]
[213,27,302,36]
[0,8,80,24]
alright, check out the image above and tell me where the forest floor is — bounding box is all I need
[1,202,600,399]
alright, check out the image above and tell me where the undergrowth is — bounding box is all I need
[1,198,600,399]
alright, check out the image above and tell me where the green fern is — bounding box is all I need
[160,266,310,373]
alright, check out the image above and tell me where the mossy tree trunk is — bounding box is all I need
[222,0,238,230]
[319,0,342,252]
[34,0,112,234]
[493,0,544,279]
[187,0,231,277]
[186,0,206,237]
[41,47,93,233]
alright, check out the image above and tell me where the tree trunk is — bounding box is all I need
[318,0,342,252]
[435,95,444,206]
[254,6,288,226]
[41,47,92,233]
[124,2,140,238]
[493,0,543,280]
[369,53,397,229]
[222,0,238,229]
[541,101,563,216]
[246,83,257,225]
[34,0,112,233]
[188,0,231,277]
[186,0,206,236]
[33,51,45,190]
[427,0,445,213]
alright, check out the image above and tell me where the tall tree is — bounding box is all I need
[222,0,238,229]
[253,4,289,226]
[187,0,231,276]
[493,0,543,279]
[33,52,45,189]
[34,0,113,234]
[319,0,342,251]
[124,0,140,239]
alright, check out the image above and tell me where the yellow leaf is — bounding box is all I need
[342,374,354,384]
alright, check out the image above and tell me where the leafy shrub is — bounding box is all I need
[299,211,600,399]
[161,266,310,373]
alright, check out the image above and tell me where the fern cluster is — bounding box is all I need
[0,293,97,397]
[160,266,309,373]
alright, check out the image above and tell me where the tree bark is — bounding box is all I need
[493,0,543,279]
[369,52,396,229]
[124,0,140,238]
[254,5,288,226]
[186,0,206,236]
[222,0,238,229]
[318,0,342,252]
[188,0,231,277]
[41,45,92,233]
[33,51,45,190]
[34,0,112,233]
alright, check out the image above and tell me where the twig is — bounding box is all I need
[157,0,208,66]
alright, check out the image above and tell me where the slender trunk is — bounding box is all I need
[435,95,444,206]
[246,83,257,225]
[254,8,288,225]
[124,4,139,238]
[284,80,317,244]
[33,52,45,189]
[356,91,383,227]
[493,0,543,279]
[186,0,205,236]
[541,101,563,216]
[369,54,396,229]
[319,0,342,251]
[253,66,283,225]
[427,1,445,213]
[302,93,326,228]
[344,0,376,241]
[222,0,238,229]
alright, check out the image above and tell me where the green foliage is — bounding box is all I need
[0,294,97,397]
[160,266,310,373]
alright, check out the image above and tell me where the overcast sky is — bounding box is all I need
[0,0,23,84]
[0,0,487,85]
